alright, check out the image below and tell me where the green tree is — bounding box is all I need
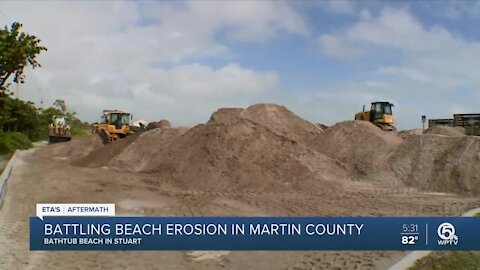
[53,99,67,114]
[0,95,39,142]
[0,22,47,92]
[3,98,37,132]
[52,99,78,123]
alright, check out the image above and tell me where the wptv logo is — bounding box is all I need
[437,222,458,246]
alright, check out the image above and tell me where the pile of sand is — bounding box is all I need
[147,120,172,130]
[74,127,189,169]
[398,128,424,139]
[423,126,465,136]
[135,104,344,191]
[315,123,328,131]
[70,119,176,167]
[108,127,189,170]
[388,135,480,194]
[72,134,140,167]
[63,103,480,195]
[74,104,347,192]
[309,121,402,177]
[50,134,103,157]
[208,104,322,143]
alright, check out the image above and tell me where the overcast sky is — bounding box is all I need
[2,1,480,129]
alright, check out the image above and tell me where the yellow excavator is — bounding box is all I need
[355,101,396,131]
[48,115,72,144]
[91,110,132,143]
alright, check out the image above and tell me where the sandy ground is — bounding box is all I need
[0,145,479,270]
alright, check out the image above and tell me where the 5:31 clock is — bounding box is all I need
[402,224,418,233]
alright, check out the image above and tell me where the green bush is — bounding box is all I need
[71,127,91,138]
[0,132,33,154]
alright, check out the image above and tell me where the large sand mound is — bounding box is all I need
[398,128,423,139]
[109,127,189,170]
[423,126,465,136]
[309,121,402,177]
[141,123,346,192]
[389,135,480,194]
[209,104,322,143]
[62,103,480,195]
[135,104,345,191]
[50,134,103,157]
[73,133,140,167]
[147,119,172,130]
[74,127,189,169]
[74,104,347,192]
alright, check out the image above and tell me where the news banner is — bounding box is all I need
[30,203,480,250]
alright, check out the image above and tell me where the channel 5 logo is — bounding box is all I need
[437,222,459,246]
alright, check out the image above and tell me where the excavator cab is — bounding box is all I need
[355,101,396,131]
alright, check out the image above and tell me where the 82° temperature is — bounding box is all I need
[401,235,419,245]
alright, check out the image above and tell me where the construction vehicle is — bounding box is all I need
[355,101,396,131]
[92,110,132,143]
[48,115,72,144]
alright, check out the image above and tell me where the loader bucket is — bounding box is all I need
[48,135,72,144]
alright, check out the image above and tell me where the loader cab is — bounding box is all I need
[100,114,107,124]
[370,102,394,121]
[52,115,67,126]
[109,113,131,129]
[101,110,132,130]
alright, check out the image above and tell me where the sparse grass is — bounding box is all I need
[0,153,12,174]
[70,120,91,138]
[410,251,480,270]
[71,127,91,138]
[410,215,480,270]
[0,132,33,155]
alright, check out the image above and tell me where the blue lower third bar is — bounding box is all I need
[29,217,480,251]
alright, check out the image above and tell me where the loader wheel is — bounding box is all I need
[375,124,387,131]
[99,130,110,145]
[375,124,396,132]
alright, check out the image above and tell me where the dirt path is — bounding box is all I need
[0,146,479,269]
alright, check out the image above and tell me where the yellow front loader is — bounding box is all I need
[355,101,396,131]
[48,115,72,144]
[91,110,132,143]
